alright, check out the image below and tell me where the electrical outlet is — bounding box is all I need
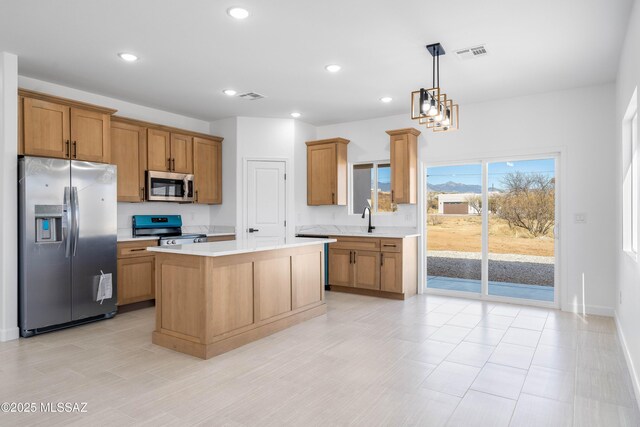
[574,213,587,224]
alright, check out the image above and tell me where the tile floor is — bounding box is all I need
[0,291,638,426]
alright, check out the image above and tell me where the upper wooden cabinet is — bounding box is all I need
[193,136,222,204]
[386,128,420,204]
[111,119,147,202]
[170,133,193,173]
[147,128,171,171]
[306,138,349,205]
[147,129,193,173]
[20,89,116,163]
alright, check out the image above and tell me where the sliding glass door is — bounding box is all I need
[426,156,558,305]
[426,164,483,295]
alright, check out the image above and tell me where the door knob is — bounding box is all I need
[248,228,259,233]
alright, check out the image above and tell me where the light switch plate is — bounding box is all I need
[574,213,587,223]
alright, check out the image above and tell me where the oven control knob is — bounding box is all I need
[172,240,177,245]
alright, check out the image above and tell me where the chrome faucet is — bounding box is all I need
[361,206,375,233]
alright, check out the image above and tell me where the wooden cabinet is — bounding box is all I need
[117,256,155,305]
[23,97,70,159]
[194,137,222,204]
[147,129,194,173]
[328,248,353,287]
[70,108,110,162]
[111,119,147,202]
[20,90,115,163]
[147,128,171,171]
[116,240,159,306]
[354,250,381,290]
[381,252,403,293]
[306,138,349,205]
[328,236,418,299]
[170,133,193,173]
[386,128,420,204]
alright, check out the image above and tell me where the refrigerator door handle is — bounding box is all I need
[71,186,80,256]
[64,186,72,258]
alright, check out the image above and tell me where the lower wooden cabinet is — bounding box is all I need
[117,256,155,305]
[381,252,403,293]
[328,236,417,299]
[354,250,380,290]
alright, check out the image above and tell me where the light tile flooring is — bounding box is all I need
[0,292,638,426]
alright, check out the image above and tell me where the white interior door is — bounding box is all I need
[246,160,286,241]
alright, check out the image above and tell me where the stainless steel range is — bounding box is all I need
[132,215,207,246]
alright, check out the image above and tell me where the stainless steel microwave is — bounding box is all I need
[146,171,194,202]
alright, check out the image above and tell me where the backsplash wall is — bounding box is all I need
[117,203,213,230]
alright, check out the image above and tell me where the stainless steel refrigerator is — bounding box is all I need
[18,156,118,337]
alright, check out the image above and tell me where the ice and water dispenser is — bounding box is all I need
[34,205,63,243]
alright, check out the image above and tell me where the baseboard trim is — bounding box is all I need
[615,313,640,411]
[563,302,615,317]
[0,327,20,342]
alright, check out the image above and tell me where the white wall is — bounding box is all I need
[302,84,617,317]
[615,0,640,407]
[209,117,238,228]
[0,52,19,341]
[233,117,296,238]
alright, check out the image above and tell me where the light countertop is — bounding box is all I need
[296,225,420,239]
[117,225,235,242]
[147,237,336,257]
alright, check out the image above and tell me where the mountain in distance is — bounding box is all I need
[427,181,482,194]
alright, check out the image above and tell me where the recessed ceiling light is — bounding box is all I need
[223,89,237,96]
[290,112,301,118]
[227,7,249,19]
[325,64,341,73]
[380,97,393,103]
[118,52,138,62]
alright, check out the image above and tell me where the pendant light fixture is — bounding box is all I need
[411,43,459,132]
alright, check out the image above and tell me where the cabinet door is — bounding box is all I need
[147,128,171,171]
[307,143,336,205]
[390,134,408,204]
[111,121,147,202]
[70,108,110,162]
[170,133,193,173]
[117,256,155,305]
[193,137,221,204]
[381,252,403,293]
[328,248,353,286]
[23,97,70,159]
[354,250,381,290]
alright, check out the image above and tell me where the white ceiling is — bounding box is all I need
[0,0,633,125]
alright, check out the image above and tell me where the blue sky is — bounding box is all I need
[427,158,555,190]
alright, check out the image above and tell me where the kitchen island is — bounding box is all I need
[147,237,334,359]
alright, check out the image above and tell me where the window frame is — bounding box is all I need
[349,160,397,215]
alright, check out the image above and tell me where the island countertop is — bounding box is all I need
[146,237,336,257]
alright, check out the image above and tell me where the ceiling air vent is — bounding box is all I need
[455,45,488,61]
[238,92,266,100]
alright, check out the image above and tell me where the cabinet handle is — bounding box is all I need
[383,244,396,247]
[332,192,335,204]
[129,248,147,252]
[381,254,384,266]
[167,158,172,171]
[353,250,356,264]
[349,250,353,264]
[391,190,394,202]
[195,190,199,203]
[140,188,145,201]
[65,140,70,157]
[172,158,176,171]
[73,141,77,158]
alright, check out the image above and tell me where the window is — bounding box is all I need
[623,90,638,259]
[351,161,397,214]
